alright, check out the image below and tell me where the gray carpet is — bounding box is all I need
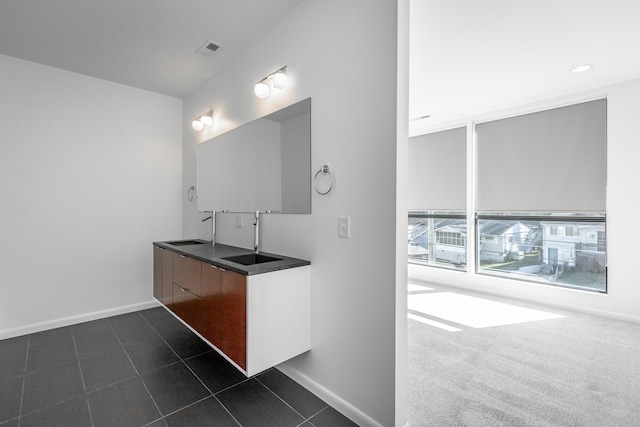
[407,283,640,427]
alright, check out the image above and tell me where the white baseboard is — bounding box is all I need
[0,300,161,340]
[277,363,385,427]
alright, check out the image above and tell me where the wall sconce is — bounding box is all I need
[254,66,288,99]
[192,110,213,131]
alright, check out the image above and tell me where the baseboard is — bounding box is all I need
[0,300,161,340]
[277,363,385,427]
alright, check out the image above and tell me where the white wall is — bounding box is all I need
[0,54,182,338]
[182,1,405,426]
[410,78,640,323]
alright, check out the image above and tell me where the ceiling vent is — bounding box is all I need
[196,40,223,58]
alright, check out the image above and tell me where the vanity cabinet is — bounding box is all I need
[152,243,310,376]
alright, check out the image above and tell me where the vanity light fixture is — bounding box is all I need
[192,110,214,131]
[254,66,288,99]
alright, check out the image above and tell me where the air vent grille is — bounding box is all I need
[197,40,223,57]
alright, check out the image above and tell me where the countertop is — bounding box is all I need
[153,239,310,276]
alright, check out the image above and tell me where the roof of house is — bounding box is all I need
[479,221,531,236]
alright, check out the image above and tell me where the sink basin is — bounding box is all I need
[166,240,209,246]
[222,253,283,265]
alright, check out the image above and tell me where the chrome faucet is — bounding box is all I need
[201,210,216,244]
[253,210,260,253]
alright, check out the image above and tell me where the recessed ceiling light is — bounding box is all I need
[570,64,593,73]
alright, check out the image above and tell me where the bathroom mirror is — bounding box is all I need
[197,98,311,214]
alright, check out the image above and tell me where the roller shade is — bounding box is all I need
[408,127,466,211]
[476,99,606,213]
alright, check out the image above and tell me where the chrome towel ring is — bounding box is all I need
[313,164,333,195]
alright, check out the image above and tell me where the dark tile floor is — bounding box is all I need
[0,307,358,427]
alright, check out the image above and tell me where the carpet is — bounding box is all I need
[407,283,640,426]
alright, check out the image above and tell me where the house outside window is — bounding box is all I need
[477,214,606,292]
[409,212,467,270]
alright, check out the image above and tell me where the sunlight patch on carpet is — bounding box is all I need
[408,292,565,328]
[408,313,462,331]
[408,283,434,292]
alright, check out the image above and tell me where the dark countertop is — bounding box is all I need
[153,239,310,276]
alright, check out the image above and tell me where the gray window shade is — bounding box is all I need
[408,127,466,210]
[476,99,606,213]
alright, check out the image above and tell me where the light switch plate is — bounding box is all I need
[235,214,243,227]
[339,216,350,238]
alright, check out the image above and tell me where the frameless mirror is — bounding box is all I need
[197,98,311,214]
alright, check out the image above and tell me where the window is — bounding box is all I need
[437,230,467,247]
[409,99,607,292]
[477,214,606,292]
[475,99,607,292]
[408,127,467,271]
[409,212,467,270]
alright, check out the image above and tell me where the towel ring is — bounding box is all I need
[313,165,333,195]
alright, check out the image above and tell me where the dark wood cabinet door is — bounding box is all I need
[162,250,173,305]
[170,284,201,328]
[219,270,246,370]
[153,246,163,301]
[218,322,246,370]
[221,270,246,327]
[200,263,222,345]
[172,253,202,296]
[153,247,251,372]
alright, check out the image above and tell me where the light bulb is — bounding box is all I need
[200,114,213,127]
[192,119,204,131]
[271,71,288,89]
[254,81,271,98]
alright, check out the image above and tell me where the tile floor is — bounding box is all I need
[0,307,357,427]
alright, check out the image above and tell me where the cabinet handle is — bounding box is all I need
[180,287,187,292]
